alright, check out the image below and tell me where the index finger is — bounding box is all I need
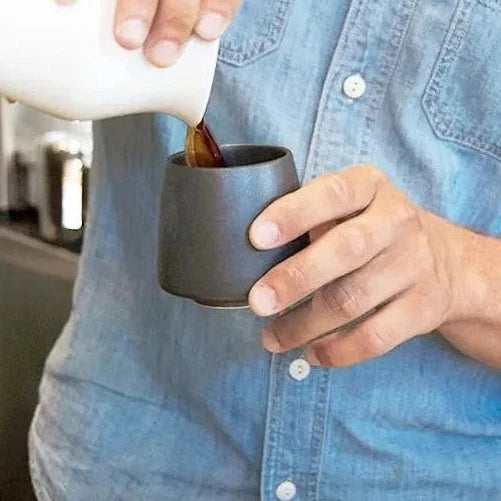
[114,0,158,49]
[195,0,241,40]
[249,165,385,250]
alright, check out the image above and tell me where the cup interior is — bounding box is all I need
[170,144,288,169]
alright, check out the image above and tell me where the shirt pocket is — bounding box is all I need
[422,0,501,163]
[218,0,294,66]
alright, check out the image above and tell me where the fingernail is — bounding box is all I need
[261,326,282,353]
[149,40,181,67]
[115,18,149,48]
[196,12,228,40]
[249,283,278,316]
[251,221,280,249]
[304,349,321,366]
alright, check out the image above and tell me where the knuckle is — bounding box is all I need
[360,323,389,357]
[372,167,388,184]
[338,224,369,258]
[394,201,418,228]
[414,233,434,272]
[321,281,363,320]
[358,164,388,185]
[163,14,195,35]
[414,252,432,278]
[324,174,356,207]
[283,262,311,294]
[416,228,431,251]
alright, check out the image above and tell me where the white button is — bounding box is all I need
[276,481,297,500]
[288,358,311,381]
[343,73,366,99]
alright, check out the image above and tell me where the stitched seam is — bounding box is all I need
[306,370,331,501]
[260,354,283,500]
[219,0,294,66]
[422,0,474,138]
[360,0,418,159]
[301,0,367,183]
[422,0,501,163]
[219,0,291,62]
[478,0,501,12]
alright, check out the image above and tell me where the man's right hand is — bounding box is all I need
[58,0,240,68]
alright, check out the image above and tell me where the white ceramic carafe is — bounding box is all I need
[0,0,219,126]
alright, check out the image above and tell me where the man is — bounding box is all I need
[30,0,501,499]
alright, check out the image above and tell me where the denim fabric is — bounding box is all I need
[29,0,501,499]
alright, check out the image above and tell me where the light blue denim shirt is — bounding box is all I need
[29,0,501,499]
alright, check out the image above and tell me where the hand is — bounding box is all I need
[57,0,241,67]
[114,0,240,66]
[247,165,473,368]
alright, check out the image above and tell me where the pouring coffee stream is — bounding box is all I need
[185,119,227,168]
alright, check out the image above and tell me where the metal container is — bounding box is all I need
[37,133,90,249]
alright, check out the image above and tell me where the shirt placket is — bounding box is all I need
[302,0,418,183]
[260,0,418,499]
[260,351,330,501]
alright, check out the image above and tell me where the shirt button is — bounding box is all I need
[288,358,311,381]
[276,481,297,500]
[343,73,366,99]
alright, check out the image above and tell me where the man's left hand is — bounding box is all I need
[248,165,478,367]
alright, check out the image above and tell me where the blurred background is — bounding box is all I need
[0,97,92,500]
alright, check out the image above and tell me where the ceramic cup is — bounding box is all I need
[158,145,310,308]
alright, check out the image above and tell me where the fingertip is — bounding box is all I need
[248,283,278,317]
[195,11,228,40]
[146,39,182,67]
[115,17,149,49]
[249,220,280,250]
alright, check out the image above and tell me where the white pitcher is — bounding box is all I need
[0,0,220,126]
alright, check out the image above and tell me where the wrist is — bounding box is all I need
[442,222,498,326]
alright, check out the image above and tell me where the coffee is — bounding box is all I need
[185,119,226,168]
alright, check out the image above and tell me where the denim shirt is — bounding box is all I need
[29,1,501,500]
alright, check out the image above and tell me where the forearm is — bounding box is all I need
[439,226,501,369]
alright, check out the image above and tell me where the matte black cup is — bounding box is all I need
[158,145,309,308]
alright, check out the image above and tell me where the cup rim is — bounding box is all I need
[168,144,291,170]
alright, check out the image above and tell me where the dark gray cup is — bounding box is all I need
[158,145,309,308]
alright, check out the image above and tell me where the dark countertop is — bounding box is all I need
[0,226,78,282]
[0,221,77,501]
